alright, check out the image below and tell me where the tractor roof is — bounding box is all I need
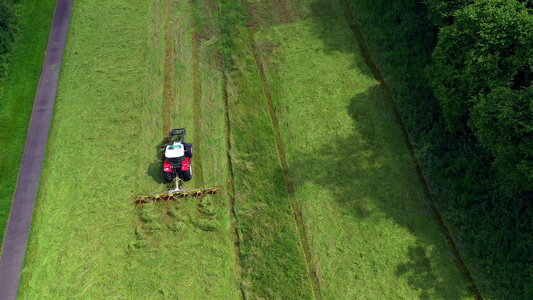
[165,144,184,158]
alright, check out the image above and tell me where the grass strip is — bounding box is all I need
[189,0,246,291]
[222,74,245,297]
[342,0,505,297]
[0,0,56,246]
[255,0,475,298]
[225,26,314,299]
[248,29,321,299]
[191,6,204,188]
[339,1,481,298]
[161,0,175,134]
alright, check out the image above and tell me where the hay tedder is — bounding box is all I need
[135,128,221,205]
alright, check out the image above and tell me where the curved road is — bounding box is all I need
[0,0,73,298]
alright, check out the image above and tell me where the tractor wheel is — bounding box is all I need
[185,143,193,158]
[182,168,192,182]
[163,171,173,183]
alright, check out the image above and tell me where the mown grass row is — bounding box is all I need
[0,0,56,246]
[250,0,474,298]
[20,0,240,298]
[224,27,315,300]
[213,1,317,298]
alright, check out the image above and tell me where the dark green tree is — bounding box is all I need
[0,0,20,78]
[429,0,533,132]
[0,0,18,55]
[423,0,475,26]
[472,87,533,194]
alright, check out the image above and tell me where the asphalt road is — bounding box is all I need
[0,0,73,298]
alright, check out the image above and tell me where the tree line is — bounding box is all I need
[0,0,20,81]
[428,0,533,196]
[346,0,532,298]
[424,0,533,297]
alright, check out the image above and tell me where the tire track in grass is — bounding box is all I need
[162,0,174,135]
[222,74,245,299]
[191,20,204,188]
[339,1,481,299]
[248,31,322,300]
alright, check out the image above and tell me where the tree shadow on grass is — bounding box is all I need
[283,1,473,297]
[238,0,470,296]
[302,0,375,78]
[289,86,470,299]
[306,0,438,61]
[396,245,442,300]
[146,137,168,184]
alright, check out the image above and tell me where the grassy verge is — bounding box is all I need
[252,0,474,298]
[19,0,239,298]
[224,27,315,299]
[213,1,316,298]
[0,0,56,246]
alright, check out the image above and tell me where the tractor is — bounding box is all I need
[134,128,222,205]
[161,128,193,183]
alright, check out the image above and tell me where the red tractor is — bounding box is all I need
[161,128,193,183]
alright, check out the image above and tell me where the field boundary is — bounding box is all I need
[248,30,321,299]
[0,0,73,298]
[339,1,481,299]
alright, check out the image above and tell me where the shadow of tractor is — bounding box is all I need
[146,137,168,184]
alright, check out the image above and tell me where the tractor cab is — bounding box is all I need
[165,144,185,158]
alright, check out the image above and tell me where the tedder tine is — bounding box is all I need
[135,194,149,206]
[153,192,163,203]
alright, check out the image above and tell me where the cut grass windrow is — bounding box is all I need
[216,1,314,297]
[223,26,315,298]
[339,1,481,298]
[191,2,204,188]
[189,1,245,295]
[222,74,245,299]
[248,30,321,299]
[162,0,174,134]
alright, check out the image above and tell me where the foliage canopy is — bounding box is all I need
[473,87,533,194]
[430,0,533,133]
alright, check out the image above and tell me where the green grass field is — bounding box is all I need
[19,0,475,298]
[225,27,315,299]
[252,1,473,298]
[0,0,56,246]
[20,0,240,298]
